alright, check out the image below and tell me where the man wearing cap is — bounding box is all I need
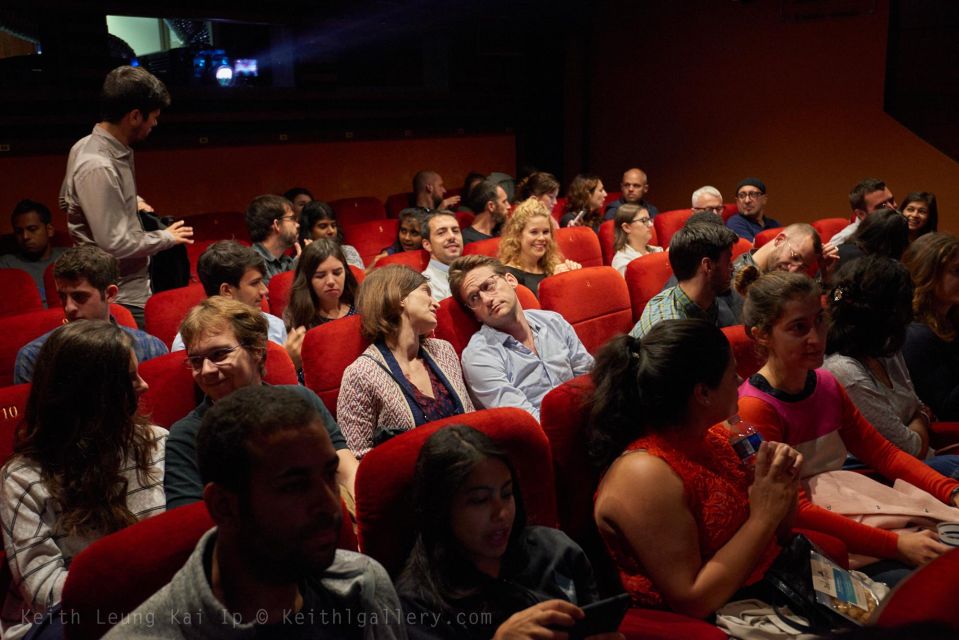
[725,177,781,242]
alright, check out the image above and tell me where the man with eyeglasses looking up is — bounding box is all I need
[827,177,898,248]
[604,167,660,220]
[244,194,304,285]
[690,185,726,217]
[448,254,593,421]
[725,177,781,242]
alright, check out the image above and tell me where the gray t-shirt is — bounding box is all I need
[823,352,926,457]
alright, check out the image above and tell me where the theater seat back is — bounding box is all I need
[144,284,206,349]
[652,209,692,248]
[301,314,371,418]
[539,267,632,354]
[624,251,673,322]
[554,226,603,267]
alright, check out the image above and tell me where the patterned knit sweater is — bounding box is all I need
[337,339,474,458]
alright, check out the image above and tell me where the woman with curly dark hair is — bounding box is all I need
[0,320,166,639]
[561,174,607,230]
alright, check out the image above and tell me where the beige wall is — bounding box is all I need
[587,1,958,233]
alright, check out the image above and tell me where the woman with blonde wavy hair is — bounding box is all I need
[498,198,581,297]
[903,232,959,420]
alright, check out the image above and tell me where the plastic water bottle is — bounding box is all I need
[727,415,764,465]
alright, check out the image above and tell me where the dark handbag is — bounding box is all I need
[139,210,191,293]
[763,534,862,633]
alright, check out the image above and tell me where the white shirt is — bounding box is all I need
[422,258,452,302]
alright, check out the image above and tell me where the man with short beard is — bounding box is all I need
[462,181,509,245]
[245,194,301,285]
[420,211,464,302]
[104,386,403,639]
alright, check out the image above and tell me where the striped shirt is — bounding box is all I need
[0,425,167,640]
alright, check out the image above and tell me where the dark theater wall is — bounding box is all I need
[0,134,515,233]
[583,1,959,233]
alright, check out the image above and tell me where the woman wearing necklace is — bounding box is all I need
[337,265,474,458]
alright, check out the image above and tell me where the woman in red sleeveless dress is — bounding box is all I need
[589,320,802,618]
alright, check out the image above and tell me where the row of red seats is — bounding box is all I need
[2,385,949,639]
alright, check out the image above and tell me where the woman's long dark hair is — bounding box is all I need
[397,425,527,613]
[851,207,909,259]
[587,320,731,470]
[14,320,158,536]
[284,238,358,330]
[826,255,914,359]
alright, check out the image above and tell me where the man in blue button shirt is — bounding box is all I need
[448,254,593,421]
[14,245,167,383]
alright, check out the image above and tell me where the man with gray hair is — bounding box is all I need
[690,186,725,216]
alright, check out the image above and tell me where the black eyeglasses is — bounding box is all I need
[184,345,242,371]
[465,275,503,309]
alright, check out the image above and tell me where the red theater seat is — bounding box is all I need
[0,383,29,464]
[267,270,294,318]
[329,196,387,224]
[721,325,764,380]
[652,209,692,248]
[341,219,399,266]
[0,309,65,387]
[624,251,673,322]
[355,407,557,576]
[753,227,782,248]
[42,262,58,309]
[455,210,475,231]
[731,237,753,260]
[539,267,633,354]
[462,236,501,257]
[138,341,297,428]
[812,217,850,244]
[722,204,738,221]
[0,268,43,317]
[598,220,616,265]
[874,547,959,630]
[385,192,414,218]
[551,197,567,224]
[555,226,603,267]
[301,314,371,419]
[144,284,206,349]
[434,285,539,356]
[372,249,430,271]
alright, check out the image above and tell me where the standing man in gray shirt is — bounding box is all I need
[60,65,194,327]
